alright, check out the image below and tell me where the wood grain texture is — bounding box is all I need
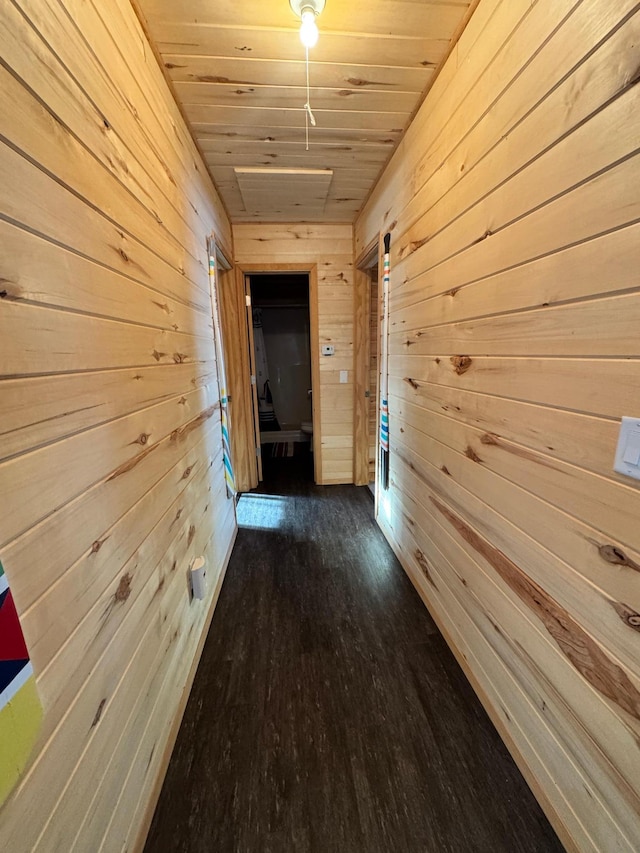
[355,0,640,850]
[430,497,640,723]
[0,1,236,851]
[233,223,354,484]
[353,267,371,486]
[217,263,257,492]
[144,463,563,853]
[356,0,639,255]
[134,0,473,220]
[353,241,381,487]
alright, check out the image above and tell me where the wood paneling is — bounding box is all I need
[233,223,354,484]
[0,1,236,851]
[134,0,474,221]
[355,1,640,850]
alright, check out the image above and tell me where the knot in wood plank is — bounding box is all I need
[465,445,483,463]
[481,432,500,445]
[598,544,640,572]
[91,537,107,554]
[115,573,132,603]
[451,355,472,375]
[91,698,107,728]
[611,602,640,633]
[414,549,438,589]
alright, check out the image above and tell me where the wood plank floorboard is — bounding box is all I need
[144,456,563,853]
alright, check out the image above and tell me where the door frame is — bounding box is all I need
[237,262,322,485]
[244,275,263,483]
[353,235,382,491]
[211,237,259,493]
[206,234,240,500]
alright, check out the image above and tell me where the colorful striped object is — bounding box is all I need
[0,560,42,804]
[208,248,236,498]
[220,392,235,496]
[379,233,391,489]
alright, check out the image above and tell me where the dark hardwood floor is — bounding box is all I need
[144,454,564,853]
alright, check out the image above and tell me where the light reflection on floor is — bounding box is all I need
[236,493,291,531]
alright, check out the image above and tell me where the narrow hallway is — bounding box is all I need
[145,462,563,853]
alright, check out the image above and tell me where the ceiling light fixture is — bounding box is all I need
[290,0,325,48]
[289,0,326,149]
[300,8,319,48]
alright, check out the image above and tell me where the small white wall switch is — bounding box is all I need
[340,370,348,384]
[322,345,335,356]
[623,445,640,465]
[614,417,640,481]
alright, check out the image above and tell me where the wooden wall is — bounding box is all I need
[233,223,354,485]
[0,0,236,850]
[355,0,640,850]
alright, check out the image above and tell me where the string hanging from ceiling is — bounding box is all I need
[304,46,316,150]
[289,0,325,150]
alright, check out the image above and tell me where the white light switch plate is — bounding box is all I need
[340,370,348,384]
[614,417,640,481]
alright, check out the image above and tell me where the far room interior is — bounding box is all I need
[250,273,315,479]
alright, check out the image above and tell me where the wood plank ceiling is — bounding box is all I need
[134,0,474,222]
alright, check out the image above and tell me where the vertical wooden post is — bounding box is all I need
[353,267,371,486]
[244,276,263,483]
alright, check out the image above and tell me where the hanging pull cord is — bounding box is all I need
[304,45,316,150]
[305,102,316,126]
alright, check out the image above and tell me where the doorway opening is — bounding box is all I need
[247,273,314,484]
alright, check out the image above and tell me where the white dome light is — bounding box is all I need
[289,0,326,48]
[299,8,319,48]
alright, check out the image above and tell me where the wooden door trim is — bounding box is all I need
[208,234,259,492]
[356,237,380,271]
[236,263,322,485]
[353,236,381,486]
[353,267,371,486]
[215,240,233,270]
[244,274,263,482]
[221,266,258,491]
[373,235,384,520]
[219,261,257,491]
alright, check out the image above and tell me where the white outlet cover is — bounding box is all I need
[614,417,640,481]
[340,370,348,384]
